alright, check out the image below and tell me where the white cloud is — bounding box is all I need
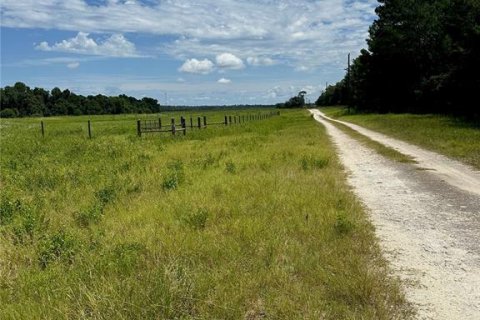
[215,53,244,70]
[179,58,214,74]
[247,56,276,66]
[35,32,140,57]
[217,78,231,84]
[2,0,378,69]
[67,62,80,69]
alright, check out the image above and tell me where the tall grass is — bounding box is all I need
[322,106,480,169]
[0,110,411,319]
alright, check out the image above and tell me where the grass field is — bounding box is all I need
[321,106,480,170]
[0,109,411,319]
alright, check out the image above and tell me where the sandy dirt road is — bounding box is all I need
[309,109,480,319]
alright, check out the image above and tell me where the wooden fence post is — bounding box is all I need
[224,115,228,125]
[159,118,162,129]
[137,120,141,137]
[197,117,201,128]
[229,115,232,124]
[41,121,45,138]
[181,117,186,135]
[88,120,92,139]
[171,118,176,135]
[203,116,207,128]
[190,117,193,128]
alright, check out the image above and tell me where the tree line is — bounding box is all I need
[0,82,160,118]
[316,0,480,118]
[276,91,307,108]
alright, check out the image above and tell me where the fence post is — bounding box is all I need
[224,115,228,125]
[137,120,141,137]
[197,116,201,128]
[190,117,193,128]
[88,120,92,139]
[203,116,207,128]
[181,117,186,135]
[159,118,162,129]
[229,115,232,124]
[41,121,45,138]
[171,118,176,135]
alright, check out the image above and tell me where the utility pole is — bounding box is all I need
[346,53,351,114]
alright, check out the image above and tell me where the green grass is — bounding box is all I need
[0,110,412,319]
[322,117,416,164]
[321,106,480,169]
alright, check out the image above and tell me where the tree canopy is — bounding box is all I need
[277,91,307,108]
[0,82,161,118]
[316,0,480,118]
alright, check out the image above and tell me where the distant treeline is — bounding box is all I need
[316,0,480,118]
[0,82,280,118]
[0,82,161,117]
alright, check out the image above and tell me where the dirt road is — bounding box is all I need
[310,109,480,319]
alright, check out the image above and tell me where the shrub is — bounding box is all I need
[0,108,18,118]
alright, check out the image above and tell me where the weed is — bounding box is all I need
[12,210,41,244]
[111,242,147,273]
[95,186,117,206]
[334,212,355,235]
[201,153,217,169]
[162,173,180,190]
[0,196,18,225]
[162,160,185,190]
[74,205,103,228]
[225,161,236,174]
[300,155,330,171]
[181,208,209,230]
[38,230,78,268]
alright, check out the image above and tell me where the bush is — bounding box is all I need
[0,108,18,118]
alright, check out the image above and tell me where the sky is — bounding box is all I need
[0,0,378,106]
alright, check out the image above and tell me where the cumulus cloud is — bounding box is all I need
[217,78,231,84]
[179,58,215,74]
[2,0,378,69]
[215,53,245,70]
[35,32,140,57]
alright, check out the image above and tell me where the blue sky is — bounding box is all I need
[0,0,378,106]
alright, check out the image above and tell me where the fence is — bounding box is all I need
[35,111,280,138]
[137,111,280,137]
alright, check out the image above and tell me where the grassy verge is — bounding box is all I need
[0,110,412,319]
[321,116,416,164]
[321,106,480,169]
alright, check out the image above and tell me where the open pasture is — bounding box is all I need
[0,109,410,319]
